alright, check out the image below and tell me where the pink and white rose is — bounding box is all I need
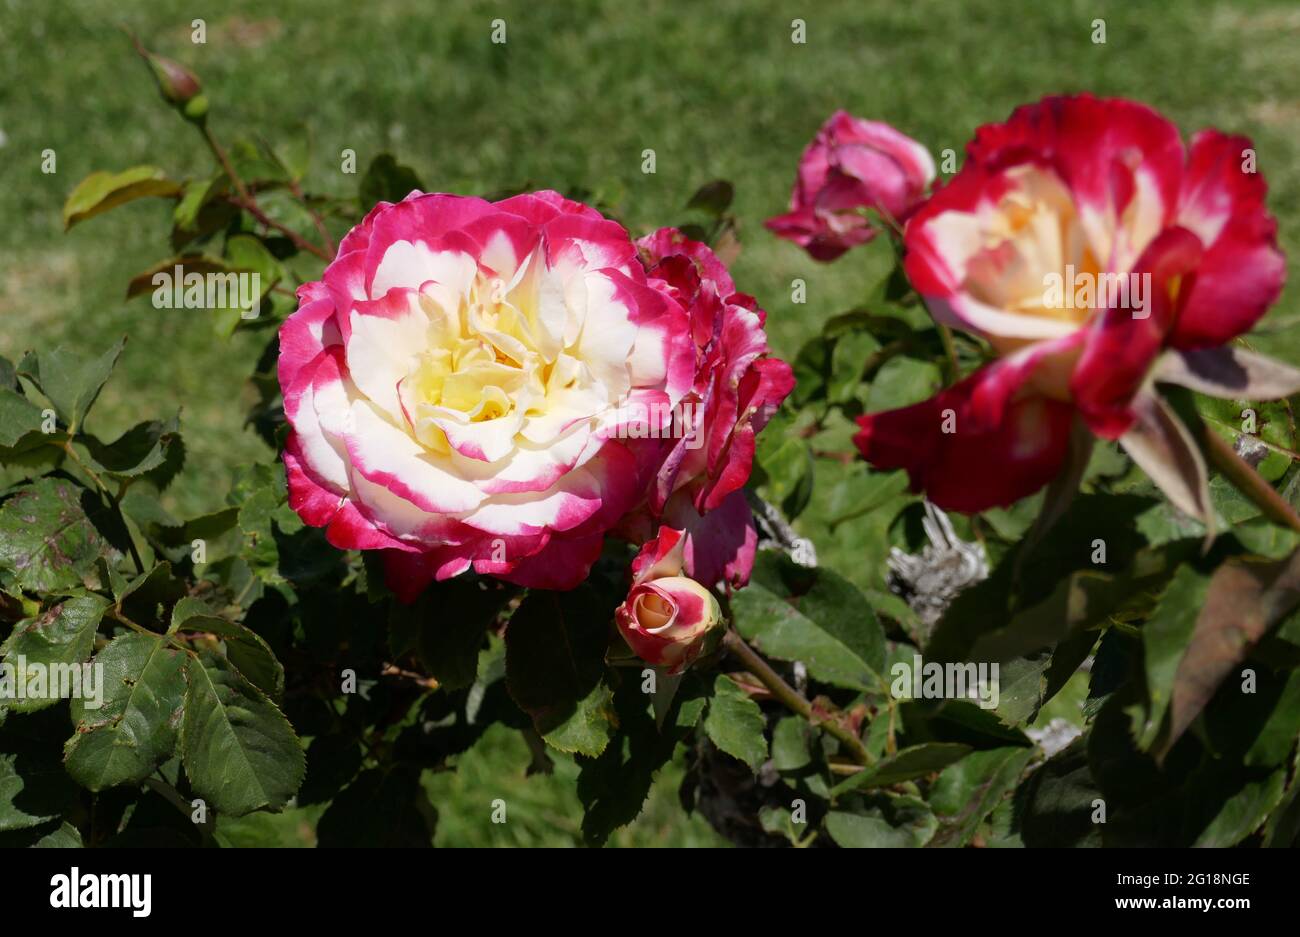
[279,191,791,601]
[766,110,936,261]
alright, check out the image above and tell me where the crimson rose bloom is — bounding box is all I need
[855,95,1295,519]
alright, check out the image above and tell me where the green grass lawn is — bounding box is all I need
[3,0,1299,846]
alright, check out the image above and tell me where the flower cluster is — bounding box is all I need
[771,96,1293,521]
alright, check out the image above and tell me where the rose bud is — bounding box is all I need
[766,110,935,261]
[616,575,723,675]
[128,33,207,121]
[146,53,202,104]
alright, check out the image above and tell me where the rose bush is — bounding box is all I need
[10,34,1300,849]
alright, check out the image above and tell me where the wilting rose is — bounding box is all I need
[280,192,792,602]
[279,190,700,601]
[629,229,795,587]
[766,110,936,261]
[616,527,723,673]
[856,95,1295,519]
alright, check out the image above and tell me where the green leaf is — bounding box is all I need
[0,386,45,448]
[180,651,304,816]
[359,154,424,206]
[968,566,1144,665]
[826,792,937,847]
[173,174,228,232]
[770,715,812,772]
[864,356,941,413]
[541,680,617,757]
[825,468,909,529]
[270,128,313,182]
[18,338,125,431]
[80,415,181,481]
[393,579,514,692]
[125,255,230,300]
[575,680,685,846]
[830,742,971,797]
[0,594,109,713]
[0,480,110,592]
[1017,738,1103,846]
[828,330,882,404]
[116,561,187,628]
[226,136,290,186]
[702,675,767,772]
[1263,755,1300,847]
[1134,564,1209,750]
[1192,766,1287,847]
[755,437,813,518]
[685,179,734,216]
[504,587,614,753]
[733,553,886,691]
[926,493,1158,663]
[32,821,83,848]
[790,337,830,407]
[0,711,80,832]
[1243,671,1300,768]
[1197,396,1296,482]
[63,632,187,790]
[172,597,284,700]
[63,166,181,230]
[927,746,1034,847]
[298,733,363,807]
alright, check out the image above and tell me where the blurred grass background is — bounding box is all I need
[2,0,1298,845]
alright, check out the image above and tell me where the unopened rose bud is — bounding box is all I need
[128,32,206,122]
[616,575,723,675]
[146,52,202,104]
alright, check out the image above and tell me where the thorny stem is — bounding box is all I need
[722,629,874,766]
[200,124,252,205]
[1202,427,1300,534]
[289,178,336,256]
[381,662,440,691]
[224,192,332,260]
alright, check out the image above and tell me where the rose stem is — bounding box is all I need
[722,629,874,766]
[289,178,336,256]
[198,125,332,261]
[1201,426,1300,534]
